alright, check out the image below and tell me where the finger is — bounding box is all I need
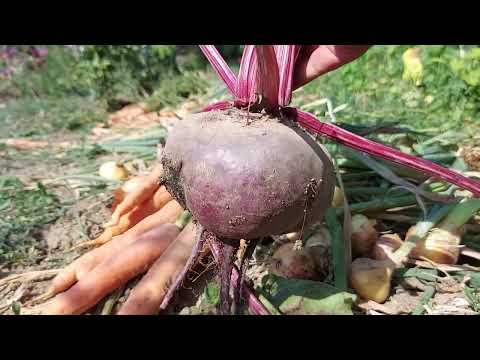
[293,45,371,90]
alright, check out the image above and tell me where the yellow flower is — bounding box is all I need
[402,48,423,86]
[424,95,434,104]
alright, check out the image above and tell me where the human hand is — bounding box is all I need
[293,45,371,90]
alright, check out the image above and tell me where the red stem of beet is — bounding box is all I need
[209,240,270,316]
[199,45,237,95]
[255,45,280,110]
[235,45,258,107]
[274,45,301,106]
[290,108,480,196]
[201,101,232,112]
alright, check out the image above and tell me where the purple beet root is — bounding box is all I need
[160,108,335,240]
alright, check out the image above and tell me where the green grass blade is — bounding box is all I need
[325,208,348,291]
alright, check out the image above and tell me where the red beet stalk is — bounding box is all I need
[199,45,237,95]
[290,108,480,196]
[235,45,258,107]
[208,240,270,315]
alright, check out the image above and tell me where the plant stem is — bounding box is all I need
[337,181,448,216]
[439,199,480,233]
[293,109,480,196]
[368,213,417,224]
[411,204,456,240]
[411,285,435,315]
[336,158,367,170]
[345,187,390,196]
[208,238,270,315]
[421,153,456,164]
[336,195,417,216]
[344,147,455,204]
[341,171,378,181]
[326,208,348,291]
[174,211,192,230]
[257,294,282,315]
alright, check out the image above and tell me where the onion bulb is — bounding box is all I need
[350,258,394,303]
[99,161,130,181]
[305,226,331,279]
[371,233,403,261]
[351,214,378,257]
[410,226,463,265]
[270,243,317,280]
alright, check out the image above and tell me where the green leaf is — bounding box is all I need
[261,274,356,315]
[394,267,439,282]
[0,199,11,212]
[464,286,480,312]
[450,58,464,74]
[11,302,21,315]
[469,273,480,289]
[463,69,480,87]
[470,48,480,60]
[411,286,436,315]
[204,281,220,306]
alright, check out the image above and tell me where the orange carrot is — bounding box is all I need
[70,186,173,250]
[111,176,149,212]
[118,222,197,315]
[39,212,192,315]
[48,200,183,296]
[115,200,183,247]
[105,164,164,227]
[40,226,180,315]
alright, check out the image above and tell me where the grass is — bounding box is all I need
[0,176,67,264]
[0,96,108,138]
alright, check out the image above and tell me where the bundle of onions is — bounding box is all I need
[351,200,480,303]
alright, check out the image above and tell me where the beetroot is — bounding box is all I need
[161,108,335,240]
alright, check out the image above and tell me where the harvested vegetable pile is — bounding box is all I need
[5,45,480,316]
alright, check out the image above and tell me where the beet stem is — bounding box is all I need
[218,240,235,315]
[159,224,206,311]
[208,236,270,315]
[198,45,237,95]
[293,108,480,197]
[234,239,259,315]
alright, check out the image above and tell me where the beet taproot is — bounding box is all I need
[160,108,335,240]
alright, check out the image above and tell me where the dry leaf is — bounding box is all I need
[436,277,464,294]
[460,146,480,171]
[357,300,401,315]
[108,103,148,123]
[461,247,480,261]
[5,139,49,150]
